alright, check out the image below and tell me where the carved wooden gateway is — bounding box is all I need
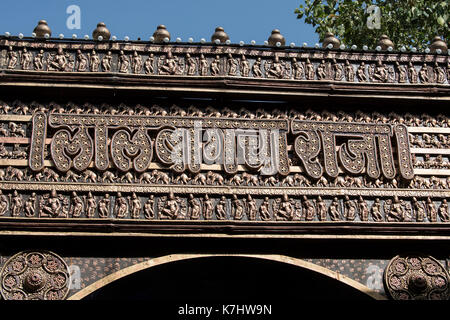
[0,24,449,302]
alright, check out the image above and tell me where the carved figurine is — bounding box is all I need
[274,194,294,221]
[76,50,88,72]
[419,63,429,83]
[265,55,284,79]
[343,196,357,221]
[86,192,97,218]
[20,48,33,70]
[144,195,155,219]
[358,196,369,221]
[70,192,84,218]
[245,195,257,220]
[438,199,449,222]
[10,191,22,217]
[98,194,110,218]
[48,47,68,71]
[144,53,155,74]
[259,197,272,221]
[303,196,316,221]
[199,54,208,76]
[185,53,196,76]
[39,189,62,218]
[7,47,18,69]
[210,55,221,76]
[89,50,100,72]
[292,58,304,80]
[344,60,354,82]
[0,190,8,216]
[408,62,418,83]
[203,194,214,220]
[316,196,327,221]
[118,51,130,73]
[316,60,327,80]
[231,194,244,220]
[34,49,45,71]
[240,55,250,77]
[328,197,341,221]
[371,198,383,222]
[131,51,143,74]
[159,192,180,220]
[395,62,407,83]
[115,192,129,218]
[434,62,446,84]
[252,57,262,78]
[372,60,387,82]
[130,193,141,219]
[159,51,179,75]
[101,51,113,72]
[305,58,315,80]
[385,196,406,222]
[215,196,227,220]
[357,62,367,82]
[24,193,36,217]
[332,59,343,81]
[426,197,437,222]
[188,194,201,220]
[227,53,238,76]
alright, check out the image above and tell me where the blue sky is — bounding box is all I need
[0,0,319,46]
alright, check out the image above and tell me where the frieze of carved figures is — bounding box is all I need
[2,42,449,85]
[409,133,450,149]
[0,250,70,300]
[0,190,449,223]
[384,254,450,300]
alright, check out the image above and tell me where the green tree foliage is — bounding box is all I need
[295,0,449,50]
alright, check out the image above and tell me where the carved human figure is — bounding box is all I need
[419,63,429,83]
[357,62,367,82]
[130,193,141,219]
[316,196,327,221]
[0,190,8,216]
[48,47,67,71]
[188,194,201,220]
[210,55,221,76]
[266,55,284,79]
[408,62,418,83]
[160,192,179,219]
[373,60,387,82]
[292,58,304,80]
[86,192,97,218]
[115,192,129,218]
[305,58,315,80]
[232,194,244,220]
[34,49,45,70]
[275,194,293,221]
[185,53,196,76]
[434,62,446,84]
[215,196,227,220]
[11,191,22,217]
[118,51,130,73]
[24,193,36,217]
[426,197,437,222]
[70,192,84,218]
[144,53,155,74]
[328,197,341,221]
[131,51,143,74]
[21,48,33,70]
[333,60,343,81]
[343,196,357,221]
[101,51,113,72]
[245,195,257,220]
[39,189,61,218]
[259,197,271,221]
[371,198,383,222]
[395,62,407,83]
[159,51,178,75]
[203,194,214,220]
[199,54,208,76]
[240,55,250,77]
[98,194,110,218]
[344,60,354,82]
[76,50,88,72]
[7,47,18,69]
[316,60,328,80]
[358,196,369,221]
[386,196,405,222]
[252,57,262,78]
[227,53,238,76]
[303,196,316,221]
[88,50,100,72]
[144,195,155,219]
[438,199,449,222]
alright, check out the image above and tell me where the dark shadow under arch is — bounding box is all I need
[83,256,375,301]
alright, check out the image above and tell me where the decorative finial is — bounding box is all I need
[377,34,394,50]
[33,20,52,38]
[430,36,448,54]
[152,25,171,43]
[267,29,285,46]
[211,27,229,44]
[92,22,111,41]
[322,32,340,49]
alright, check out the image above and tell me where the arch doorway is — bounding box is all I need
[76,254,382,301]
